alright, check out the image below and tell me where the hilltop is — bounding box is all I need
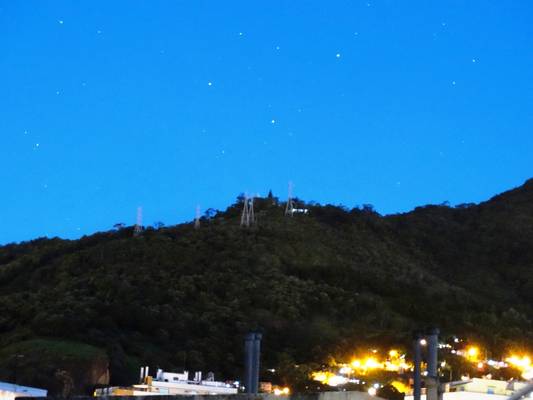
[0,180,532,395]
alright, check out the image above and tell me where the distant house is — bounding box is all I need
[0,381,47,400]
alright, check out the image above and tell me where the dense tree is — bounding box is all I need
[0,179,532,395]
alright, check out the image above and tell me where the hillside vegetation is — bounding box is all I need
[1,180,532,395]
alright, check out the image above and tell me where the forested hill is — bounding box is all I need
[1,179,532,395]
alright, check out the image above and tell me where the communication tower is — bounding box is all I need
[134,206,143,236]
[285,182,295,216]
[194,205,201,229]
[240,195,255,228]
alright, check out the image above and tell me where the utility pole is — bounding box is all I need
[413,332,422,400]
[426,328,440,400]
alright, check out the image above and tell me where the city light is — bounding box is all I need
[312,349,412,387]
[311,343,532,391]
[339,366,352,375]
[273,387,290,396]
[364,357,380,370]
[467,347,479,357]
[311,371,348,387]
[390,380,409,394]
[506,355,533,380]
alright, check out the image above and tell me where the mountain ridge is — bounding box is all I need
[0,178,532,395]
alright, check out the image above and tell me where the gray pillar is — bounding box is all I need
[251,333,262,394]
[413,332,422,400]
[426,328,439,400]
[244,333,255,393]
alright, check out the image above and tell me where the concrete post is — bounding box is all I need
[426,328,440,400]
[244,333,255,393]
[252,333,262,394]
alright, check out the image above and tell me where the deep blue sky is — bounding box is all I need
[1,1,532,244]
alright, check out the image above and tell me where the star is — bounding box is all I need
[58,20,64,25]
[56,90,60,95]
[336,53,341,59]
[207,81,213,86]
[97,30,102,34]
[452,81,456,85]
[271,119,276,124]
[472,58,477,63]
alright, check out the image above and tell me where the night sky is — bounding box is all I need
[1,1,532,244]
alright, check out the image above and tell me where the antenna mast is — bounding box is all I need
[134,206,143,236]
[194,205,201,229]
[240,194,255,228]
[249,196,255,225]
[285,181,294,216]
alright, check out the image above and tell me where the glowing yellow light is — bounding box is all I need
[273,387,290,396]
[506,355,531,368]
[312,371,331,384]
[506,355,533,380]
[312,350,413,385]
[420,339,427,346]
[467,347,479,358]
[311,372,348,387]
[390,381,409,394]
[339,366,352,375]
[368,387,377,396]
[364,357,380,369]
